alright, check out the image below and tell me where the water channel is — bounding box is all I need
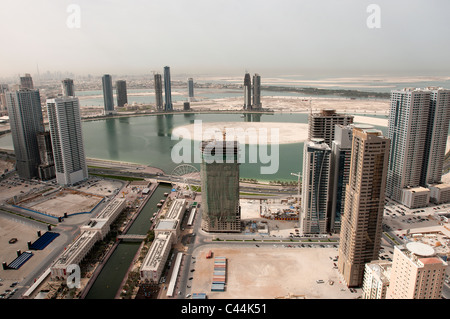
[84,183,172,299]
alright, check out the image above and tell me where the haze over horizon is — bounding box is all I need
[1,0,450,79]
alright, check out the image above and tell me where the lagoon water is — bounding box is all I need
[0,112,388,181]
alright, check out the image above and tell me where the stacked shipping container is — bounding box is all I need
[211,256,227,291]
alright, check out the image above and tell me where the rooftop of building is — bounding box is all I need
[155,219,178,231]
[428,183,450,190]
[403,186,430,193]
[405,242,436,257]
[418,257,445,265]
[310,109,354,118]
[307,138,331,150]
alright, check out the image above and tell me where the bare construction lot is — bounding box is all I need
[23,190,102,217]
[190,245,359,299]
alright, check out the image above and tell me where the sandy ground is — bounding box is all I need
[172,122,309,145]
[78,95,391,119]
[0,177,49,202]
[186,96,391,114]
[187,198,356,300]
[190,246,357,299]
[74,177,124,197]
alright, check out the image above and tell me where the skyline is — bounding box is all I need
[1,1,450,78]
[1,1,450,303]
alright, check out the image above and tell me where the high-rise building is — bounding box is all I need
[20,74,34,89]
[164,66,173,111]
[252,73,261,109]
[422,88,450,185]
[0,84,9,93]
[6,89,44,179]
[328,124,364,232]
[337,127,390,287]
[300,138,331,234]
[187,78,194,102]
[46,97,88,186]
[37,131,55,181]
[154,73,163,110]
[302,111,354,234]
[116,80,128,107]
[308,109,354,146]
[102,74,114,114]
[200,139,241,233]
[361,260,392,299]
[243,73,252,110]
[386,242,447,299]
[386,88,450,207]
[0,84,8,111]
[61,78,75,97]
[386,88,430,202]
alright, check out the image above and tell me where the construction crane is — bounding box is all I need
[290,172,301,199]
[309,97,312,115]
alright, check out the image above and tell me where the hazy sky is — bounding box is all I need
[1,0,450,78]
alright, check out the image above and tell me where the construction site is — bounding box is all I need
[11,189,103,218]
[240,198,300,237]
[189,245,357,299]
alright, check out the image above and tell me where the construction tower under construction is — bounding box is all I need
[200,139,241,233]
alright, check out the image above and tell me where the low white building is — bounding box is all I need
[51,230,100,279]
[80,198,126,238]
[429,183,450,204]
[165,198,186,220]
[362,260,392,299]
[51,197,126,280]
[154,219,179,238]
[401,187,430,208]
[140,232,174,283]
[80,218,109,239]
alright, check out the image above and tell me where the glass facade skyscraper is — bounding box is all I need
[164,66,173,111]
[154,73,163,110]
[6,89,44,179]
[102,74,114,114]
[116,80,128,107]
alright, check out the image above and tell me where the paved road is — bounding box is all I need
[88,166,298,197]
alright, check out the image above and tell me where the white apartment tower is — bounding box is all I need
[46,97,88,186]
[386,242,447,299]
[422,88,450,185]
[386,88,450,207]
[6,89,45,180]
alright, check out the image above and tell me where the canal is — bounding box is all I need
[84,183,173,299]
